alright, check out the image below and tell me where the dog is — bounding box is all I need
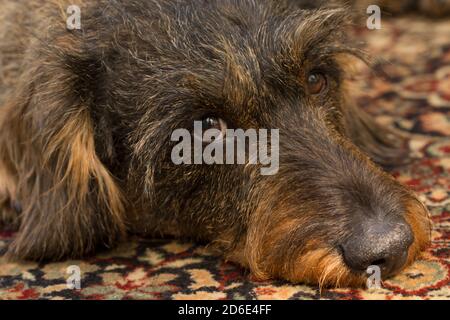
[0,0,432,287]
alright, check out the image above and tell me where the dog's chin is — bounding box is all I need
[282,248,367,289]
[283,201,431,289]
[271,247,424,290]
[240,196,431,289]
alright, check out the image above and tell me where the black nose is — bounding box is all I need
[341,216,413,277]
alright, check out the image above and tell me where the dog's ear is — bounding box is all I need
[0,34,126,261]
[341,83,410,168]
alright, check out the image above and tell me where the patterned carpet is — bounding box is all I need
[0,17,449,300]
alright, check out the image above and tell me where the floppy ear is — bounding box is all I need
[0,37,126,261]
[341,83,410,168]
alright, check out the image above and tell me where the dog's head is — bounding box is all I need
[2,0,431,287]
[115,1,431,287]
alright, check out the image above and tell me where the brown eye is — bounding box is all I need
[200,117,227,143]
[202,117,221,130]
[307,72,327,95]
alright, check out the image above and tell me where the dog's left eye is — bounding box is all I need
[306,72,327,95]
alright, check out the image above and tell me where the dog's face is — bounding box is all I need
[0,0,431,287]
[117,1,431,286]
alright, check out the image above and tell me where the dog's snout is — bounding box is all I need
[341,216,414,276]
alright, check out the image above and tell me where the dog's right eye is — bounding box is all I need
[202,117,221,130]
[200,117,227,143]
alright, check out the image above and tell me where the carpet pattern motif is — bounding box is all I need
[0,17,449,300]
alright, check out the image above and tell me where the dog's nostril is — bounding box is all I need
[341,216,414,277]
[370,258,386,266]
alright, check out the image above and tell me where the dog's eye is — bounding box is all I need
[307,72,327,95]
[202,117,221,130]
[201,117,227,143]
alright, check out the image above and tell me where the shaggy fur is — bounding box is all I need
[0,0,433,287]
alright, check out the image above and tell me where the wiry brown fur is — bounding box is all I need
[0,0,432,287]
[0,0,126,260]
